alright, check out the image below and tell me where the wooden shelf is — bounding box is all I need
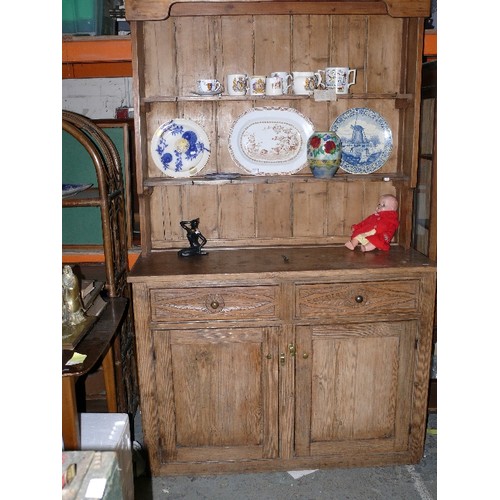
[62,32,436,80]
[62,36,132,79]
[143,172,409,188]
[423,30,437,58]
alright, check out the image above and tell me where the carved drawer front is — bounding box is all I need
[295,280,419,319]
[150,285,280,322]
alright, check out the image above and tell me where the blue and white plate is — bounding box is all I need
[62,183,93,198]
[151,119,211,177]
[330,108,393,174]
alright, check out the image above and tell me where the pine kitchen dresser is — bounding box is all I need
[126,0,437,475]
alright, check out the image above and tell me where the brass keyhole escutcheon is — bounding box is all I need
[280,353,286,365]
[288,343,296,357]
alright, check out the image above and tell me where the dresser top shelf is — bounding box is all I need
[125,0,431,21]
[128,245,435,283]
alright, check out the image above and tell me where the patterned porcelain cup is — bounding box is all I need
[271,71,292,94]
[265,76,282,96]
[226,74,248,96]
[196,78,222,94]
[249,75,266,96]
[323,67,357,94]
[291,71,322,95]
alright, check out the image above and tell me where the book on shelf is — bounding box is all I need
[81,280,105,310]
[86,294,108,317]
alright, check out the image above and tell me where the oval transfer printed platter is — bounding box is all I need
[228,107,314,175]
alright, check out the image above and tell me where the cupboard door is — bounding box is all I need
[152,325,279,465]
[295,321,416,457]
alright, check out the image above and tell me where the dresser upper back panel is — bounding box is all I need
[127,0,429,250]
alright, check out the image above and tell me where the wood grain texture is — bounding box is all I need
[128,0,434,476]
[297,320,416,457]
[128,247,435,474]
[127,1,430,22]
[150,285,280,321]
[150,326,279,463]
[295,280,420,318]
[133,10,419,249]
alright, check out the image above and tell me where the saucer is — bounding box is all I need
[191,90,223,96]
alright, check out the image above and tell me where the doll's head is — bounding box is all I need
[376,194,398,213]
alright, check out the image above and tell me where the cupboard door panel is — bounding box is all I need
[295,321,416,457]
[152,326,279,463]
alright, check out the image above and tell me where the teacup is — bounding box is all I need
[323,67,357,94]
[226,74,248,96]
[271,71,292,94]
[196,78,222,94]
[291,71,322,95]
[265,76,282,96]
[249,75,266,96]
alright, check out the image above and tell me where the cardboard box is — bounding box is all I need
[79,413,133,500]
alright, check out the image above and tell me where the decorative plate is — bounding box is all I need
[62,183,93,198]
[150,119,211,177]
[228,107,314,175]
[330,107,393,174]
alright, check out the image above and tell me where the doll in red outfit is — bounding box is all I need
[345,194,399,252]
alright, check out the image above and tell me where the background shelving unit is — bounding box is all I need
[62,111,139,417]
[62,32,436,79]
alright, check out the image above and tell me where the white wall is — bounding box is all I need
[62,77,133,119]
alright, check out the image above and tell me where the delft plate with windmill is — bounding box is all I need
[151,119,211,177]
[330,108,393,174]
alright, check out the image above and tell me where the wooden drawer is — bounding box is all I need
[150,285,280,322]
[295,280,419,319]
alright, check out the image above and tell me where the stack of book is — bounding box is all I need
[81,280,107,317]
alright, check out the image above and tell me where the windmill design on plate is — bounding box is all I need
[347,123,371,164]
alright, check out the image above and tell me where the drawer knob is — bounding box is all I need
[205,294,225,313]
[355,295,364,303]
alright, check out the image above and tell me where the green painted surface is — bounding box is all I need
[62,126,127,245]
